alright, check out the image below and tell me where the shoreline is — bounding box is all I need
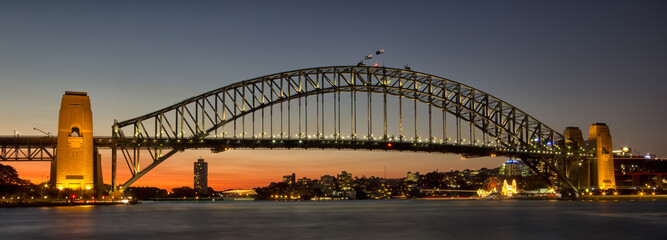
[579,194,667,201]
[3,195,666,207]
[0,200,137,208]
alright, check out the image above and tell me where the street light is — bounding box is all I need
[33,127,52,137]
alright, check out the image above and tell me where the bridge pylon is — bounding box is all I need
[562,123,616,193]
[51,91,104,195]
[588,123,616,190]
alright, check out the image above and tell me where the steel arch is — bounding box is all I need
[111,66,580,191]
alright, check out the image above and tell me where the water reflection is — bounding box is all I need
[47,205,96,237]
[0,200,665,239]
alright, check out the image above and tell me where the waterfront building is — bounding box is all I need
[194,158,208,196]
[614,155,666,190]
[364,176,389,199]
[320,175,335,196]
[337,171,353,190]
[404,171,420,191]
[406,171,420,182]
[283,173,296,185]
[500,159,531,177]
[297,177,311,186]
[220,189,257,201]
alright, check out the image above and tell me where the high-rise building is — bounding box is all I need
[283,173,296,185]
[320,175,335,196]
[297,177,311,186]
[194,158,208,195]
[405,171,420,182]
[500,159,531,177]
[404,171,420,191]
[337,171,353,190]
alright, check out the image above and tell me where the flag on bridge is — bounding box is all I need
[364,54,373,60]
[376,49,384,55]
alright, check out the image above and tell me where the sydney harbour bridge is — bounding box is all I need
[1,65,599,197]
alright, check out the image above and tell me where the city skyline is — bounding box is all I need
[2,1,666,190]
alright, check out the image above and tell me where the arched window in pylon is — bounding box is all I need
[71,127,81,137]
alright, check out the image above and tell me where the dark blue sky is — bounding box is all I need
[1,1,666,187]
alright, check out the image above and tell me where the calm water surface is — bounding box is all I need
[1,200,665,239]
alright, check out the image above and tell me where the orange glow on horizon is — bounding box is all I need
[4,150,506,191]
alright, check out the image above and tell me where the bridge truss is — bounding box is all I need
[111,66,588,194]
[0,136,56,161]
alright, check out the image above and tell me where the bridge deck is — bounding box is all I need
[0,136,57,161]
[0,136,566,161]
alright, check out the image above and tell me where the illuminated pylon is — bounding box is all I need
[588,123,616,190]
[51,91,103,195]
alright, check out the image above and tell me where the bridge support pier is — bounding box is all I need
[52,91,104,196]
[588,123,616,190]
[562,123,616,193]
[564,127,589,190]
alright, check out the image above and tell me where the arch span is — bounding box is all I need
[111,66,582,193]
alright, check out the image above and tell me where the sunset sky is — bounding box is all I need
[1,1,665,190]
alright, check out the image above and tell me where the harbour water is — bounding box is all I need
[1,200,665,239]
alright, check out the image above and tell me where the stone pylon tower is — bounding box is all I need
[50,91,103,194]
[563,127,584,147]
[588,123,616,190]
[564,126,589,189]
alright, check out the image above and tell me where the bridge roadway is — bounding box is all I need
[0,135,564,161]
